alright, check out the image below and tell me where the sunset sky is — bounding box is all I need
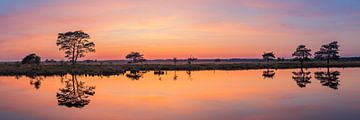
[0,0,359,61]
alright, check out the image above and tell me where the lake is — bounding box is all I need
[0,68,359,120]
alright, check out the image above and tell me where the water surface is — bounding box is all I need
[0,68,359,120]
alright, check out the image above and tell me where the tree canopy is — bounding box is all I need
[292,45,312,64]
[21,53,41,65]
[314,41,340,64]
[126,52,146,63]
[187,56,198,64]
[262,52,276,61]
[56,30,95,65]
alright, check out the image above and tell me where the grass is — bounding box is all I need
[1,60,360,76]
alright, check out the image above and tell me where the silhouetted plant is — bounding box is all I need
[292,68,312,88]
[314,41,340,64]
[56,30,95,65]
[56,75,95,108]
[262,52,276,62]
[214,59,221,62]
[45,59,57,63]
[173,57,178,65]
[27,75,44,89]
[21,53,41,65]
[263,69,276,79]
[173,71,178,80]
[154,70,165,81]
[187,55,197,64]
[186,70,192,81]
[314,68,340,90]
[126,52,146,64]
[125,71,146,80]
[292,45,312,65]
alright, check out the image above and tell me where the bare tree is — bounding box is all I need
[292,45,312,65]
[56,30,95,65]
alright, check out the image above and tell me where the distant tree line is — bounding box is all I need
[20,30,341,66]
[262,41,340,65]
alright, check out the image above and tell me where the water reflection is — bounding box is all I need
[1,68,358,120]
[22,75,45,90]
[314,67,341,90]
[292,68,312,88]
[186,70,192,81]
[173,71,178,80]
[125,71,147,80]
[262,69,276,79]
[154,70,165,81]
[56,75,96,108]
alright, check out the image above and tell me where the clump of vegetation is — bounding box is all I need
[126,52,146,64]
[173,57,178,65]
[292,45,312,65]
[187,55,197,64]
[21,54,41,65]
[56,30,95,65]
[315,41,340,64]
[262,52,276,62]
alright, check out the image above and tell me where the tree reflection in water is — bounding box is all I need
[56,75,95,108]
[154,70,165,81]
[126,71,147,80]
[186,70,192,81]
[173,71,178,80]
[314,67,340,90]
[263,69,276,79]
[292,68,312,88]
[26,75,44,90]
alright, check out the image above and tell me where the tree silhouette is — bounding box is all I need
[126,52,146,64]
[262,52,276,62]
[314,41,340,64]
[154,70,165,81]
[26,75,44,89]
[186,70,193,81]
[292,68,312,88]
[314,68,340,90]
[173,57,178,65]
[187,55,197,64]
[292,45,312,65]
[56,75,95,108]
[56,30,95,65]
[125,71,146,80]
[262,69,276,79]
[21,53,41,65]
[173,71,178,80]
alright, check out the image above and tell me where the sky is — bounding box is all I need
[0,0,359,61]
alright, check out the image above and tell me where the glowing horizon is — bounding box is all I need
[0,0,359,61]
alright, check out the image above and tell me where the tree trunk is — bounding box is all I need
[327,58,330,65]
[72,48,76,65]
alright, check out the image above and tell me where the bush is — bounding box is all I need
[22,54,41,65]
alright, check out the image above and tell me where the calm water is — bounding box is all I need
[0,68,359,120]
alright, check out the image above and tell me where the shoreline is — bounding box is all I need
[1,61,360,76]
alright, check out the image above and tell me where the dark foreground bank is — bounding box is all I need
[1,61,360,76]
